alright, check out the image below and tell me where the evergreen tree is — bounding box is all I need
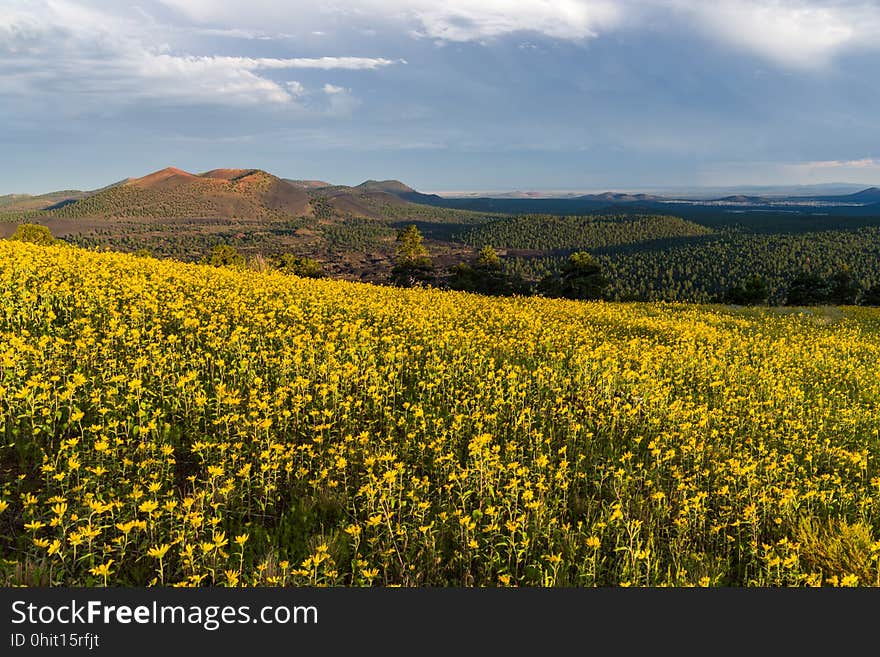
[391,225,434,287]
[449,246,527,296]
[784,272,830,306]
[827,269,861,305]
[539,251,608,300]
[719,275,770,305]
[861,284,880,306]
[277,254,325,278]
[476,245,501,269]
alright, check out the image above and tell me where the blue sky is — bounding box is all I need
[1,0,879,194]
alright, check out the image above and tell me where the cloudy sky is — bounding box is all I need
[1,0,879,193]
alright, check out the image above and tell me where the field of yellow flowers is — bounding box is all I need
[1,240,879,586]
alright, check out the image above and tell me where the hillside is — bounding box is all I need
[408,187,880,215]
[46,167,312,220]
[454,214,713,251]
[831,187,880,203]
[355,179,417,194]
[283,179,332,189]
[0,168,501,282]
[0,189,88,212]
[4,169,880,302]
[577,192,664,202]
[2,239,880,587]
[308,178,442,216]
[2,169,450,225]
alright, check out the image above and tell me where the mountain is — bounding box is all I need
[4,168,456,222]
[710,195,773,204]
[129,166,198,188]
[304,178,443,215]
[823,187,880,203]
[355,179,415,194]
[349,179,443,203]
[17,167,878,225]
[488,191,582,199]
[621,183,871,200]
[311,180,412,216]
[283,179,333,190]
[431,183,874,200]
[409,183,880,216]
[577,192,664,203]
[0,190,89,213]
[45,167,311,220]
[696,187,880,205]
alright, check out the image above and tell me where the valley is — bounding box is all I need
[3,167,880,303]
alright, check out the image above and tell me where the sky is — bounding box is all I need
[1,0,879,194]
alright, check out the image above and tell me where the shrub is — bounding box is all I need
[204,244,245,268]
[8,223,56,245]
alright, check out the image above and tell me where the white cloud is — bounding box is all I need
[158,0,624,42]
[670,0,880,69]
[3,0,880,123]
[286,80,306,97]
[704,158,880,186]
[322,84,361,117]
[156,0,880,69]
[403,0,623,41]
[190,27,279,40]
[220,56,399,70]
[0,0,401,111]
[783,157,880,182]
[792,158,880,169]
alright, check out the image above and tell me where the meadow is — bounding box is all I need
[1,240,879,586]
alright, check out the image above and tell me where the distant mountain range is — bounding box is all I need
[793,187,880,203]
[664,187,880,208]
[436,183,875,200]
[1,167,878,221]
[436,186,880,206]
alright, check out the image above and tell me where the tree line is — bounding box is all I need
[9,222,880,306]
[719,271,880,307]
[454,213,712,251]
[391,224,880,306]
[391,224,608,300]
